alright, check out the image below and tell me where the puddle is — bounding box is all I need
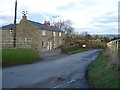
[55,76,66,82]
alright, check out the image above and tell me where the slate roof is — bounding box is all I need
[1,20,63,32]
[28,20,63,32]
[1,24,15,30]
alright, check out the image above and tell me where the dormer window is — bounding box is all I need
[42,30,46,36]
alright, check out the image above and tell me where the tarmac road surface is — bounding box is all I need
[2,49,102,88]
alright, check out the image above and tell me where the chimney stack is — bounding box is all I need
[44,21,50,26]
[22,11,27,20]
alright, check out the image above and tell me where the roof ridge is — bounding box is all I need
[27,20,43,24]
[1,20,63,32]
[28,20,52,28]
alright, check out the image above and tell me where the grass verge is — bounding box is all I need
[64,48,93,54]
[0,49,2,66]
[88,50,119,88]
[2,48,41,67]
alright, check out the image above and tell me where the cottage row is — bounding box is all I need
[1,14,65,52]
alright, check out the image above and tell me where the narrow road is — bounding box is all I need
[2,50,102,88]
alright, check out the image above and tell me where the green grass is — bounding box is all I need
[2,48,41,67]
[0,49,2,65]
[64,48,93,54]
[88,50,119,88]
[92,41,106,45]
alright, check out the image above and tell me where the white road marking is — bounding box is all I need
[53,79,76,88]
[67,80,76,84]
[53,85,62,88]
[53,76,86,88]
[80,76,84,78]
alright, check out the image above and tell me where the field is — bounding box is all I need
[2,48,41,67]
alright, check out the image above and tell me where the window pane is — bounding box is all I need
[53,31,55,36]
[42,30,45,36]
[59,32,61,36]
[42,41,44,46]
[42,41,45,47]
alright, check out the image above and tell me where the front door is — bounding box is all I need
[47,41,49,50]
[47,41,52,50]
[50,41,52,50]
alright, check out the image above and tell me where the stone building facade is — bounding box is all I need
[1,15,65,52]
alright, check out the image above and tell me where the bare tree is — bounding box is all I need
[80,31,92,41]
[53,20,74,34]
[81,31,88,36]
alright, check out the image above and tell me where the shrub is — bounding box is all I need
[61,41,105,53]
[61,44,79,53]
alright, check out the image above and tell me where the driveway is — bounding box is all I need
[39,49,68,62]
[2,49,102,88]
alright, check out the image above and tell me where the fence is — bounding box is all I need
[16,38,32,48]
[2,37,14,48]
[2,38,32,49]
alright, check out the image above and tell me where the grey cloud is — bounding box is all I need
[91,13,117,24]
[57,2,76,11]
[89,11,117,34]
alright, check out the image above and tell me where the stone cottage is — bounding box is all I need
[1,14,65,52]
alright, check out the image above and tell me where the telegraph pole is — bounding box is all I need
[13,0,17,47]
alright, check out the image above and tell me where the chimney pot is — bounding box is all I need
[44,21,50,26]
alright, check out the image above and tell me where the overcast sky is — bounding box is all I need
[0,0,118,34]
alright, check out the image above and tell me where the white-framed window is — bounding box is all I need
[42,30,46,36]
[53,43,56,49]
[59,32,61,37]
[53,31,56,36]
[10,30,12,33]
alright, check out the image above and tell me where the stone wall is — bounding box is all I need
[16,18,40,51]
[106,40,119,69]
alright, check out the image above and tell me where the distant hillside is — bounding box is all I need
[92,34,120,38]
